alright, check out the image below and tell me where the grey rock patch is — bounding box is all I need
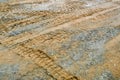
[0,64,19,80]
[0,0,8,2]
[94,71,115,80]
[56,26,120,76]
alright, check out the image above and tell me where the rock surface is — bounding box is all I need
[0,0,120,80]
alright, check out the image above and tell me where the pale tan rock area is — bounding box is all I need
[0,0,120,80]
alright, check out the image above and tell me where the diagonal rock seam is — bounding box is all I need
[11,43,79,80]
[1,5,120,46]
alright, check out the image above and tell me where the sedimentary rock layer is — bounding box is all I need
[0,0,120,80]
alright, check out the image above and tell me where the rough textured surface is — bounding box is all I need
[0,0,120,80]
